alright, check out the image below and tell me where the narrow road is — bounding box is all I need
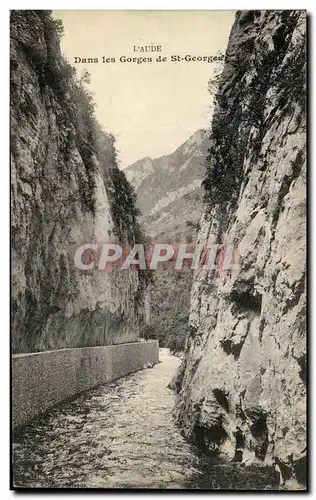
[13,348,278,489]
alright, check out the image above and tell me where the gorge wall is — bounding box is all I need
[11,11,144,353]
[172,10,306,488]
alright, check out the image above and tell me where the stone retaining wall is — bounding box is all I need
[12,340,159,428]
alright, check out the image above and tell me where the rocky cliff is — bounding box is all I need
[172,11,306,488]
[11,11,143,353]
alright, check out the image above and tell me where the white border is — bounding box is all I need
[1,2,314,499]
[2,1,315,8]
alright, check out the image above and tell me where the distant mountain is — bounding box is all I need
[124,130,210,353]
[124,129,210,240]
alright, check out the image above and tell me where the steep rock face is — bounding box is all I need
[173,11,306,487]
[11,11,142,353]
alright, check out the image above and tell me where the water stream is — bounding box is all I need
[13,348,278,489]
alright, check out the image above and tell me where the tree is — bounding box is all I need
[52,18,64,37]
[207,58,224,97]
[79,69,91,86]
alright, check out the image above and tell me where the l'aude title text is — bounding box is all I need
[74,44,224,64]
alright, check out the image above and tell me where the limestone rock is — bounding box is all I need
[11,11,143,353]
[173,10,306,488]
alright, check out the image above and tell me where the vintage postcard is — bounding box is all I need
[11,10,307,490]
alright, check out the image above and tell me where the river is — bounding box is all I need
[13,348,278,489]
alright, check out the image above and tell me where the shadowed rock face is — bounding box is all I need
[172,10,306,488]
[11,11,142,353]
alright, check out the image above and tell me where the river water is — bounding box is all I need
[13,348,278,489]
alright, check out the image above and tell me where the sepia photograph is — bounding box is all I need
[10,9,307,490]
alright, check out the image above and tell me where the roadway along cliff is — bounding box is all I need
[171,10,306,489]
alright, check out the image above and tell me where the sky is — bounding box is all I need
[53,10,235,167]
